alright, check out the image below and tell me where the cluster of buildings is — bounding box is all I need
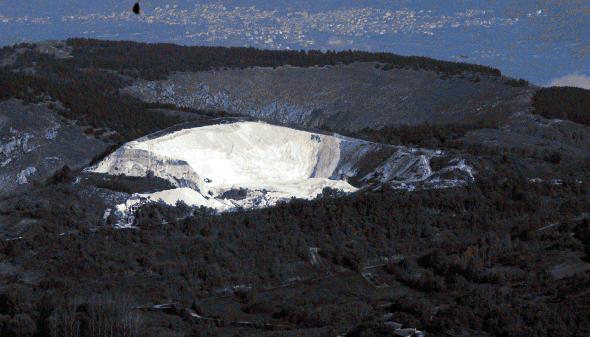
[0,3,544,50]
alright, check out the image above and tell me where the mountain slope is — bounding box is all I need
[0,39,590,337]
[125,62,533,131]
[0,99,107,197]
[89,120,472,226]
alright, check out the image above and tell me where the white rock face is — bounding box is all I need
[114,188,234,227]
[89,120,474,225]
[91,121,361,215]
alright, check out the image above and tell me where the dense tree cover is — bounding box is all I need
[81,172,176,195]
[65,38,502,80]
[533,86,590,126]
[1,39,590,336]
[1,149,589,336]
[0,52,222,142]
[0,40,526,146]
[351,123,487,149]
[504,78,529,87]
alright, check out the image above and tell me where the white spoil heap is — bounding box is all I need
[89,120,473,227]
[91,121,359,217]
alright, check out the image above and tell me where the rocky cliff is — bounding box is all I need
[89,120,473,225]
[124,63,534,131]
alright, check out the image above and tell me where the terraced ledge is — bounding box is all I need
[87,121,474,227]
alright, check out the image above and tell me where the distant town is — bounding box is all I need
[0,4,541,50]
[1,2,585,85]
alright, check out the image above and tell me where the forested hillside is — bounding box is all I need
[0,39,590,337]
[0,39,516,142]
[1,151,589,336]
[65,38,502,80]
[533,87,590,126]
